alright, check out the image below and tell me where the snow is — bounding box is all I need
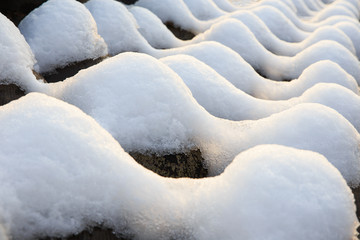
[2,0,360,239]
[131,7,357,59]
[194,145,358,240]
[227,11,356,56]
[161,54,360,132]
[335,21,360,58]
[85,0,152,55]
[191,19,360,83]
[135,0,213,33]
[0,97,357,239]
[212,0,239,11]
[251,1,360,32]
[251,5,360,42]
[183,0,226,20]
[18,0,108,74]
[41,52,360,186]
[154,42,358,99]
[128,6,186,49]
[311,5,358,22]
[0,13,41,92]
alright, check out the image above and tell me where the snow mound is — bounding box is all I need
[195,145,358,240]
[183,0,226,20]
[155,42,358,99]
[310,4,359,21]
[0,92,151,239]
[135,0,212,33]
[252,5,360,43]
[0,13,40,91]
[161,55,360,132]
[228,11,356,56]
[128,6,185,49]
[335,21,360,59]
[0,98,357,240]
[252,1,360,33]
[43,52,360,186]
[191,19,360,82]
[212,0,239,11]
[48,52,200,153]
[257,60,359,100]
[85,0,153,55]
[19,0,108,73]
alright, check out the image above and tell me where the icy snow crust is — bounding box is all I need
[0,13,40,91]
[44,52,360,186]
[18,0,108,74]
[0,96,357,239]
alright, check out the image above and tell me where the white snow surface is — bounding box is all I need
[85,0,154,55]
[154,41,359,99]
[0,13,41,91]
[190,18,360,83]
[2,1,360,240]
[251,5,360,43]
[43,52,360,186]
[161,54,360,132]
[227,11,356,57]
[182,0,227,20]
[0,97,357,239]
[129,5,358,59]
[18,0,108,73]
[128,6,187,49]
[135,0,213,33]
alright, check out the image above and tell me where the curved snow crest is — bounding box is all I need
[131,6,357,59]
[249,2,360,33]
[183,0,227,20]
[0,92,150,239]
[253,60,359,100]
[135,0,214,33]
[0,97,357,240]
[154,42,358,99]
[19,0,108,74]
[335,21,360,59]
[308,2,359,21]
[0,13,41,92]
[43,52,360,186]
[251,5,360,43]
[191,19,360,83]
[161,55,360,132]
[195,145,358,240]
[85,0,154,55]
[47,52,201,154]
[206,103,360,186]
[227,11,356,57]
[128,6,187,49]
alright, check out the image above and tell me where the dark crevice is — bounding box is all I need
[165,22,196,41]
[129,149,208,178]
[0,83,26,106]
[42,56,108,83]
[40,227,132,240]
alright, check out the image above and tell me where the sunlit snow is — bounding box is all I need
[18,0,108,73]
[1,0,360,239]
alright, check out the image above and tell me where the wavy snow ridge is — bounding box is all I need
[0,93,357,240]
